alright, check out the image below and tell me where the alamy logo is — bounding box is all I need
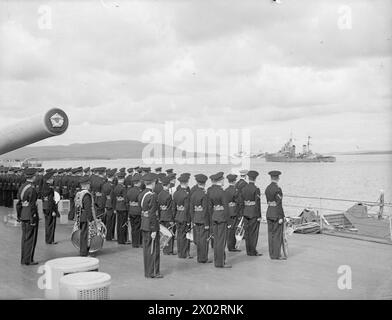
[37,265,53,290]
[141,121,251,169]
[337,265,352,290]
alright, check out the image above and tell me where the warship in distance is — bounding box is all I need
[265,136,336,162]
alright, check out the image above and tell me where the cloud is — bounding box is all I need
[0,0,390,152]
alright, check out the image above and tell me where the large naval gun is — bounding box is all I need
[0,108,69,156]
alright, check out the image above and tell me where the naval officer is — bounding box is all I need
[208,172,231,268]
[17,168,39,265]
[265,170,286,260]
[140,173,163,278]
[241,170,262,256]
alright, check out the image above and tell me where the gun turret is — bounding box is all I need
[0,108,69,156]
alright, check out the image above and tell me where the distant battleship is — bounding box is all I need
[265,136,336,162]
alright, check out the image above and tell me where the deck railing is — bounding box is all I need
[260,191,392,241]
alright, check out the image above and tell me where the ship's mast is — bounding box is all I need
[307,136,311,152]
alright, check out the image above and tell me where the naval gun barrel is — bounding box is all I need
[0,108,69,156]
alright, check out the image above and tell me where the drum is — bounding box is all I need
[71,219,107,253]
[159,224,174,250]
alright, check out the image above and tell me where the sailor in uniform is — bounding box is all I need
[139,173,163,278]
[113,171,130,244]
[225,174,241,252]
[241,170,262,256]
[101,169,116,241]
[157,175,175,255]
[190,174,211,263]
[17,168,39,265]
[265,170,286,260]
[41,171,59,244]
[126,173,143,247]
[208,172,231,268]
[173,173,192,259]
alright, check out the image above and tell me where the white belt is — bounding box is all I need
[177,205,185,211]
[228,202,236,207]
[213,205,224,211]
[129,201,139,207]
[22,201,29,207]
[268,201,277,207]
[160,205,168,210]
[244,201,256,206]
[116,196,124,201]
[194,205,203,212]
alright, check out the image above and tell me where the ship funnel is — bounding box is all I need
[0,108,69,156]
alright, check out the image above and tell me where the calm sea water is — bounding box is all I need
[43,154,392,217]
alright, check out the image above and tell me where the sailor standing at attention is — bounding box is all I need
[173,173,192,259]
[265,170,286,260]
[140,173,163,278]
[17,168,39,265]
[101,169,116,241]
[225,174,241,252]
[190,174,211,263]
[113,171,130,245]
[241,170,262,256]
[208,172,231,268]
[41,171,60,245]
[127,173,143,247]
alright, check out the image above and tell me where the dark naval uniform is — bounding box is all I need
[101,175,116,241]
[77,190,93,256]
[127,181,143,247]
[90,171,106,220]
[158,186,175,255]
[173,181,191,259]
[17,170,39,265]
[265,171,285,260]
[41,179,59,244]
[241,173,262,256]
[113,180,129,244]
[190,176,210,263]
[208,176,230,268]
[140,180,161,278]
[225,174,241,251]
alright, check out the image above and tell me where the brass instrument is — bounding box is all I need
[235,216,245,249]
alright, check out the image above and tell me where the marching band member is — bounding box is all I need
[42,171,59,245]
[17,168,39,265]
[158,176,175,255]
[241,170,262,256]
[173,173,192,259]
[208,172,231,268]
[265,170,286,260]
[139,173,162,278]
[126,173,143,247]
[101,169,116,241]
[113,171,130,245]
[225,174,241,252]
[75,175,93,257]
[190,174,211,263]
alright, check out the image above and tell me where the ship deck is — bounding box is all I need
[1,206,391,300]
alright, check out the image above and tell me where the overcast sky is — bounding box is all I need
[0,0,391,153]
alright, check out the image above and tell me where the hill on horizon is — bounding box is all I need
[0,140,215,160]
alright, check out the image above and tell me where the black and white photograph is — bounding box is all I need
[0,0,391,306]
